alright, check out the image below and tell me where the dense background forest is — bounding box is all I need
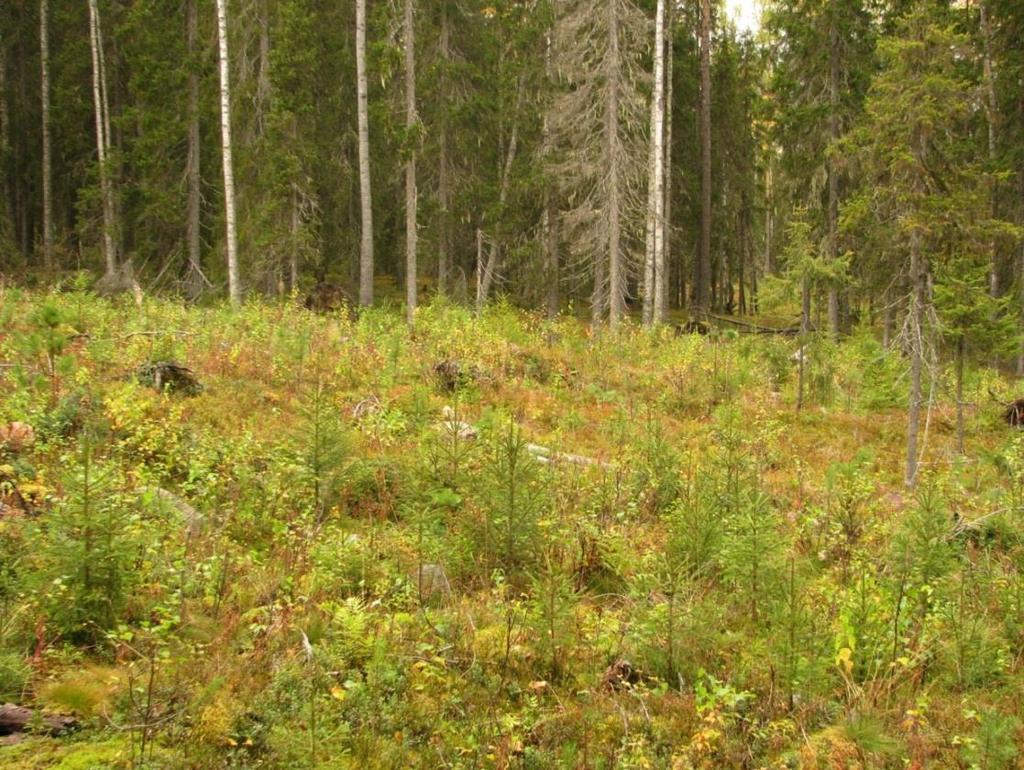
[4,0,1024,768]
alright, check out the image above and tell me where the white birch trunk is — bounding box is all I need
[356,0,374,306]
[215,0,241,305]
[642,0,666,326]
[88,0,116,276]
[659,0,673,321]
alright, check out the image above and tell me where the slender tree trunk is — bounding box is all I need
[661,0,673,317]
[827,6,840,337]
[290,185,300,292]
[1018,163,1024,376]
[257,0,271,135]
[694,0,712,313]
[356,0,374,306]
[437,1,450,295]
[543,32,559,319]
[798,276,810,411]
[185,0,203,287]
[643,0,666,327]
[764,161,774,275]
[981,0,999,299]
[606,0,624,327]
[88,0,116,276]
[905,233,925,488]
[40,0,53,271]
[215,0,240,305]
[404,0,418,326]
[955,335,965,455]
[0,28,9,236]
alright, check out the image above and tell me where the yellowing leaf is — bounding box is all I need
[837,647,854,674]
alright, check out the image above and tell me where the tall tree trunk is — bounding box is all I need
[437,1,450,295]
[661,0,673,316]
[0,27,8,236]
[798,276,810,411]
[40,0,53,271]
[290,185,300,292]
[606,0,624,327]
[955,334,965,455]
[826,5,841,337]
[693,0,712,313]
[88,0,116,276]
[764,161,774,275]
[257,0,271,135]
[356,0,374,306]
[404,0,417,326]
[643,0,666,327]
[981,0,999,299]
[543,31,559,319]
[215,0,240,305]
[185,0,203,289]
[905,233,925,488]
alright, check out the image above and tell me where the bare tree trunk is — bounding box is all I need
[0,27,8,235]
[660,0,673,317]
[981,0,999,299]
[764,161,774,275]
[185,0,203,288]
[215,0,240,305]
[606,0,624,327]
[356,0,374,306]
[827,5,840,337]
[643,0,666,327]
[798,276,810,411]
[292,185,299,292]
[404,0,418,326]
[257,0,271,135]
[88,0,116,276]
[437,1,450,295]
[40,0,53,271]
[693,0,712,313]
[905,233,924,488]
[955,335,965,455]
[543,31,559,319]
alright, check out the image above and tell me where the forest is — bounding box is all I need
[3,0,1024,767]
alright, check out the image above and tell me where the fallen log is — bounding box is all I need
[706,313,806,336]
[526,443,612,470]
[0,703,77,736]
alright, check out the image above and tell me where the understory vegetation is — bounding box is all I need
[1,287,1023,768]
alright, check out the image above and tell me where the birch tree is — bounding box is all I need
[642,0,666,326]
[356,0,374,306]
[692,0,712,313]
[215,0,241,305]
[88,0,117,277]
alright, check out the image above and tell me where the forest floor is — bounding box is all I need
[0,288,1022,768]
